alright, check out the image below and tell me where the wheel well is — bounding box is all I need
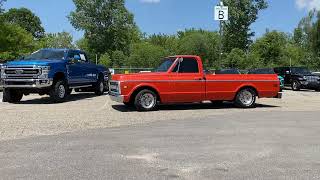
[236,86,259,98]
[129,86,161,104]
[53,72,66,82]
[98,72,104,80]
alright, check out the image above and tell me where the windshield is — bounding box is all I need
[291,67,312,75]
[155,58,176,72]
[24,49,66,60]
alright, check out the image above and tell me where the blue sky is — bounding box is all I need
[3,0,316,41]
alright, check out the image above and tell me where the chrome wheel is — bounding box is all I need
[58,84,66,99]
[139,93,156,109]
[238,89,254,106]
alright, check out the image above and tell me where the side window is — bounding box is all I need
[67,51,75,59]
[173,58,199,73]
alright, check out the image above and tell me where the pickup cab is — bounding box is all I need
[1,48,109,103]
[109,55,282,111]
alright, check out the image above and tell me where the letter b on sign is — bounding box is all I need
[219,10,225,19]
[214,6,228,21]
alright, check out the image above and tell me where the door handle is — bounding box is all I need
[194,78,203,80]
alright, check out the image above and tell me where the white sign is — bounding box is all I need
[214,6,229,21]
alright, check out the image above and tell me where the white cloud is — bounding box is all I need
[140,0,161,4]
[296,0,320,10]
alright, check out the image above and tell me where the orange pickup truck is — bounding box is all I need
[109,55,282,111]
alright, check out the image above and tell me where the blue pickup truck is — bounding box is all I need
[0,48,109,103]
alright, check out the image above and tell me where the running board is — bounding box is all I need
[69,84,93,89]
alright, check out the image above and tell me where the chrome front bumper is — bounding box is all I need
[1,79,53,88]
[109,93,124,103]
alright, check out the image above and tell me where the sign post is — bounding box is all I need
[214,1,228,66]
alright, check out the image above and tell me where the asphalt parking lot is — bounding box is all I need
[1,90,320,179]
[1,90,320,141]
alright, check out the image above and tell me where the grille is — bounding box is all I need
[306,76,319,82]
[4,66,41,79]
[109,81,120,94]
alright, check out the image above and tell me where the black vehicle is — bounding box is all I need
[274,67,320,91]
[215,69,241,74]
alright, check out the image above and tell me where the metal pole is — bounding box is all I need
[219,1,223,68]
[95,54,98,65]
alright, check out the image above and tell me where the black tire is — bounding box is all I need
[291,80,301,91]
[94,77,105,96]
[2,89,23,103]
[234,88,256,108]
[134,89,157,111]
[50,80,68,103]
[66,89,73,95]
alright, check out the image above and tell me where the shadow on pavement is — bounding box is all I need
[12,93,107,105]
[112,102,279,112]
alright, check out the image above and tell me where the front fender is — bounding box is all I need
[126,82,161,102]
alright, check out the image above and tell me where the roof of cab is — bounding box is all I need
[168,55,201,58]
[41,48,83,52]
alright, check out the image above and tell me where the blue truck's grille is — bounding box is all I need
[4,66,41,79]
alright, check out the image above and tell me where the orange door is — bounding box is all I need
[170,73,205,103]
[169,58,205,103]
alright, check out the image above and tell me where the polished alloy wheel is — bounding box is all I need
[139,93,155,109]
[238,89,254,106]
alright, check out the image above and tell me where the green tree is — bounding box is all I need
[147,34,179,55]
[0,0,6,13]
[177,29,220,67]
[37,32,75,49]
[69,0,140,55]
[128,42,167,68]
[223,48,247,69]
[222,0,268,52]
[250,31,288,67]
[0,23,34,61]
[99,52,112,68]
[3,8,45,39]
[111,50,127,67]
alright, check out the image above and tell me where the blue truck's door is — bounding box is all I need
[79,52,97,83]
[67,51,84,85]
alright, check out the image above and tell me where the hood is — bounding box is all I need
[112,72,166,81]
[5,59,65,66]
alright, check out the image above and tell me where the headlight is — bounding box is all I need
[298,77,306,81]
[39,66,51,79]
[0,65,6,78]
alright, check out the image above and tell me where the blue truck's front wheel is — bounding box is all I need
[94,77,105,96]
[2,89,23,103]
[50,80,68,103]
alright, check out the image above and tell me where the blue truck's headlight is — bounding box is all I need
[39,66,51,78]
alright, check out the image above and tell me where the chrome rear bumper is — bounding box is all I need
[276,92,282,99]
